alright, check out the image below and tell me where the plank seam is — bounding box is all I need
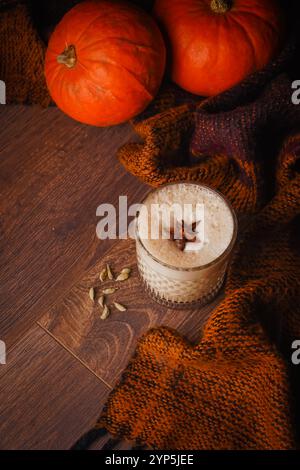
[36,322,113,390]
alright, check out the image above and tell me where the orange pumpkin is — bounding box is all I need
[154,0,285,96]
[45,0,166,126]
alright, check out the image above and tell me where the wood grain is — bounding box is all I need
[0,106,146,349]
[0,324,110,450]
[0,105,220,449]
[39,239,220,387]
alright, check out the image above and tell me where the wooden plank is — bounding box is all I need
[39,239,220,388]
[0,105,220,450]
[0,106,147,349]
[0,324,110,450]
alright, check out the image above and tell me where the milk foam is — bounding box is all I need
[137,183,235,268]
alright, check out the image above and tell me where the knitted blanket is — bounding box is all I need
[1,0,300,450]
[76,13,300,450]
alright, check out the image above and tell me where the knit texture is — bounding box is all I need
[94,26,300,449]
[97,129,300,449]
[0,1,51,106]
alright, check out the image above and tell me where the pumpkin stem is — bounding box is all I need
[210,0,232,14]
[57,45,77,69]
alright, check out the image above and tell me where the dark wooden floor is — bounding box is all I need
[0,106,219,449]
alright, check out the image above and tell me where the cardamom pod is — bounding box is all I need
[106,263,114,280]
[100,305,110,320]
[102,287,117,295]
[98,295,105,308]
[121,268,131,275]
[89,287,95,301]
[113,302,127,312]
[99,267,107,282]
[116,272,129,282]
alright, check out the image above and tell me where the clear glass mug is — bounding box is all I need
[135,182,238,308]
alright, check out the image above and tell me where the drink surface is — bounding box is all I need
[137,183,234,269]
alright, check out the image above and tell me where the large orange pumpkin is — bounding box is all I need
[45,0,166,126]
[154,0,285,96]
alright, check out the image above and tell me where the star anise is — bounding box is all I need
[169,220,200,251]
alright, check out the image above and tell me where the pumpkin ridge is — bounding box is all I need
[77,37,162,60]
[82,37,160,53]
[87,57,154,99]
[46,46,63,57]
[77,61,122,102]
[234,9,280,38]
[228,15,258,69]
[71,7,123,46]
[213,15,223,81]
[73,4,154,46]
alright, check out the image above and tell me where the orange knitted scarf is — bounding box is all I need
[94,78,300,451]
[76,33,300,450]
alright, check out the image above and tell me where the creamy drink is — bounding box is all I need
[135,183,237,307]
